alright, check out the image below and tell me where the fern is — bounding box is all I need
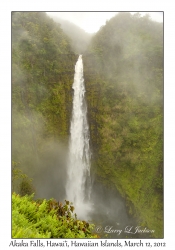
[12,193,98,238]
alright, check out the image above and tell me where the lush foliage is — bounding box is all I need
[84,13,163,238]
[12,193,97,238]
[12,161,35,196]
[12,12,163,238]
[12,12,77,198]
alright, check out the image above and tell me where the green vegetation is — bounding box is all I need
[12,161,35,196]
[84,12,163,238]
[12,193,97,238]
[12,12,77,198]
[12,12,163,238]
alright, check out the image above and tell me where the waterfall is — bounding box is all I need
[66,55,92,219]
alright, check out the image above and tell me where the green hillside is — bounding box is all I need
[84,12,163,238]
[12,12,163,238]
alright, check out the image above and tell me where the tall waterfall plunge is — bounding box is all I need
[66,55,92,219]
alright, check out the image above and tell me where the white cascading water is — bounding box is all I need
[66,55,92,219]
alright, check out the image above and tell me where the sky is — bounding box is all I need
[46,11,163,33]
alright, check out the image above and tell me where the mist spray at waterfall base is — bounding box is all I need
[66,55,92,220]
[65,56,140,238]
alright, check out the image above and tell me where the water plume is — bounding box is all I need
[66,55,92,219]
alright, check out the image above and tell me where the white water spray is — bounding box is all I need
[66,55,92,219]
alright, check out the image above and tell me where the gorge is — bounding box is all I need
[12,12,163,238]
